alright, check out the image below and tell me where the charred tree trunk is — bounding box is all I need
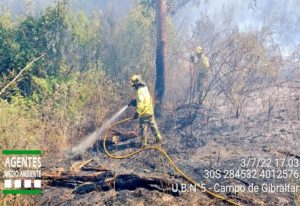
[155,0,167,117]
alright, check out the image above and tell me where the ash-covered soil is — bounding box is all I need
[37,82,300,206]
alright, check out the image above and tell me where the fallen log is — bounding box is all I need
[114,174,181,196]
[48,180,82,189]
[44,159,181,197]
[43,171,115,182]
[45,169,181,196]
[73,180,112,194]
[73,174,181,196]
[81,165,110,172]
[70,159,93,174]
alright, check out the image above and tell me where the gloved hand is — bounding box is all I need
[128,99,137,107]
[133,112,139,119]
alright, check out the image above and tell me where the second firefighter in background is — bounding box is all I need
[128,75,162,147]
[190,46,210,104]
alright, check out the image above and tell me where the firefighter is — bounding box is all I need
[128,75,162,147]
[194,46,210,103]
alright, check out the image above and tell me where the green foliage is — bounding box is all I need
[100,3,155,83]
[35,1,68,76]
[66,11,102,72]
[0,1,159,154]
[0,95,41,150]
[0,2,69,97]
[0,13,19,78]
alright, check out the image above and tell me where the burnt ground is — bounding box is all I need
[34,82,299,206]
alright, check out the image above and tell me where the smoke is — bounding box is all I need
[172,0,300,47]
[71,105,128,155]
[4,0,299,47]
[0,0,133,19]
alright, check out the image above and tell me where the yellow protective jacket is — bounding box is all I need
[199,55,210,72]
[136,86,154,117]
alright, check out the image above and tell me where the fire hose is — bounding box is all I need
[103,117,242,206]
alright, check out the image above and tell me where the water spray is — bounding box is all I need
[71,105,128,155]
